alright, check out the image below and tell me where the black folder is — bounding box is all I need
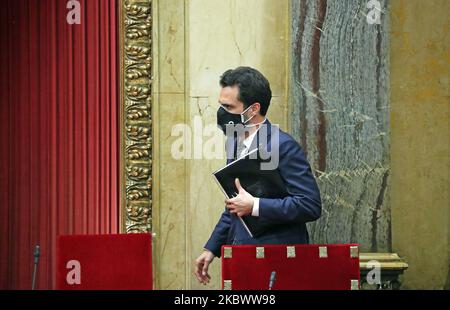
[212,148,288,237]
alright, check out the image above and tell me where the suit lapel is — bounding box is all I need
[225,119,273,164]
[225,133,236,164]
[247,119,272,154]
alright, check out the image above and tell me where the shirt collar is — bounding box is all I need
[242,118,266,149]
[243,130,257,150]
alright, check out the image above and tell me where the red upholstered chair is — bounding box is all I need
[56,234,152,290]
[221,244,360,290]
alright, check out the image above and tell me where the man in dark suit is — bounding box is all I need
[194,67,322,285]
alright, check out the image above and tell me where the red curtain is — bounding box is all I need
[0,0,119,289]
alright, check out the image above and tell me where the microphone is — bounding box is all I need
[32,245,40,290]
[268,271,277,290]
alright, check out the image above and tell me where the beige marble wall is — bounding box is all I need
[153,0,289,289]
[390,0,450,289]
[152,0,188,290]
[187,0,289,290]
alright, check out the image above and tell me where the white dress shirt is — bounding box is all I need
[237,129,260,217]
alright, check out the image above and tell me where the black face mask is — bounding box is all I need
[216,105,254,134]
[216,106,241,134]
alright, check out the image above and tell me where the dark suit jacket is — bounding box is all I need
[204,119,322,257]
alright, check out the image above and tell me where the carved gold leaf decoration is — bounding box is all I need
[126,125,150,140]
[125,4,150,20]
[121,0,153,233]
[126,45,150,61]
[126,203,151,232]
[127,165,150,181]
[126,85,150,101]
[127,184,150,201]
[127,105,149,120]
[127,144,150,160]
[126,22,151,39]
[126,63,151,79]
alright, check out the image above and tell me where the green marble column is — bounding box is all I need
[290,0,391,252]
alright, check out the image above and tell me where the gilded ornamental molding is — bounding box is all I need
[119,0,153,233]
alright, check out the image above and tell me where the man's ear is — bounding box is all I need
[253,102,261,114]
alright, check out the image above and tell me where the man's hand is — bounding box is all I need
[225,178,254,217]
[195,250,215,285]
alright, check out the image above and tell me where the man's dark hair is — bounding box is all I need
[219,66,272,116]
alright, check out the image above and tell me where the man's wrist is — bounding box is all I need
[203,248,215,257]
[251,197,260,217]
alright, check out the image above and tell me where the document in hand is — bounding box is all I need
[212,148,288,238]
